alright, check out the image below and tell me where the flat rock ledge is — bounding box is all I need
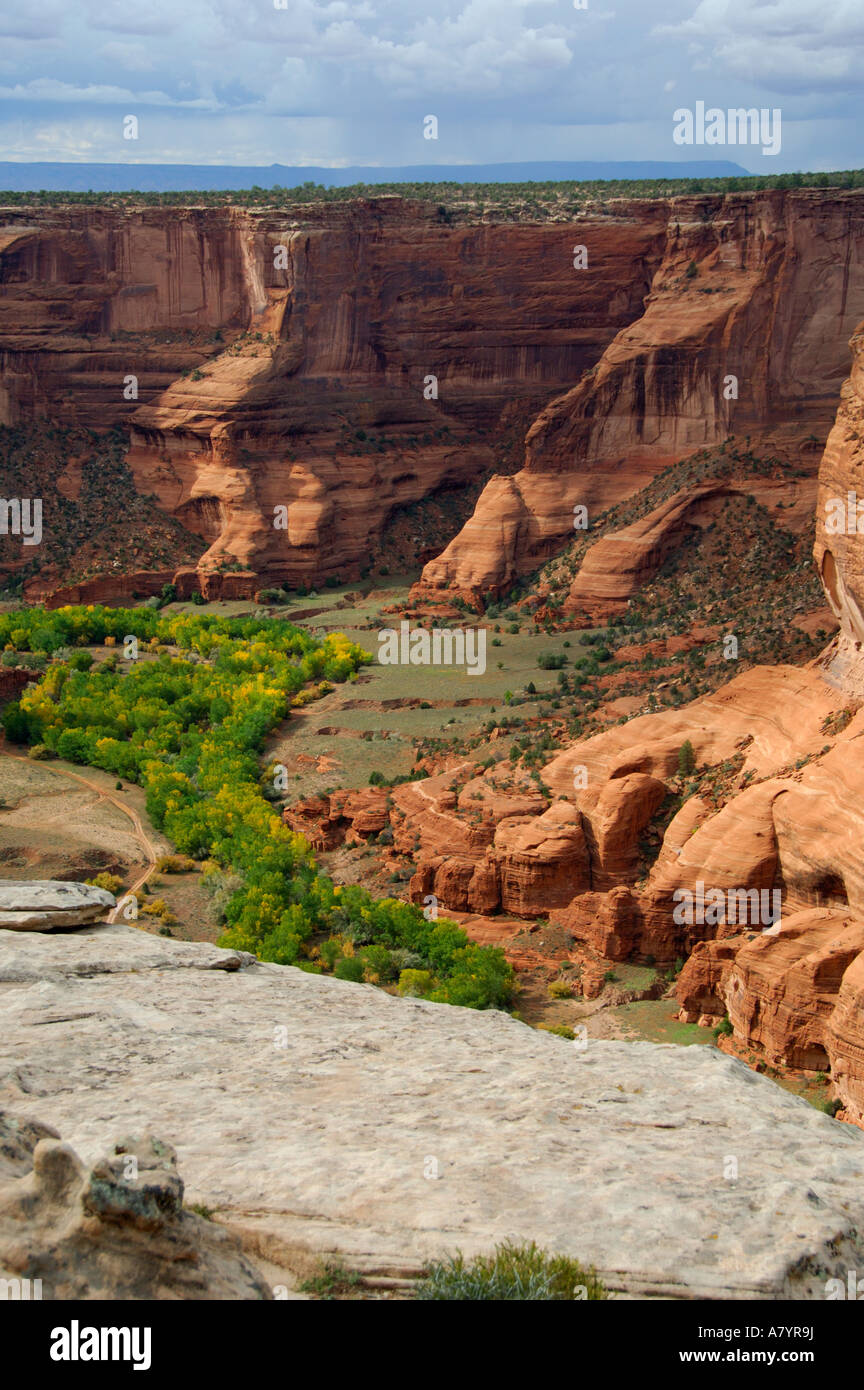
[2,924,864,1300]
[0,879,115,932]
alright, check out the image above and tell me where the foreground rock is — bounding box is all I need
[0,879,114,932]
[2,925,863,1299]
[0,1113,271,1299]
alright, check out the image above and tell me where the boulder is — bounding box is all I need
[0,1112,271,1300]
[0,880,115,932]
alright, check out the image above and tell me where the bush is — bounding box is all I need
[334,956,365,983]
[677,739,696,777]
[141,898,179,926]
[27,743,56,760]
[68,651,94,672]
[85,872,124,896]
[155,854,197,873]
[398,968,434,997]
[418,1241,607,1300]
[548,979,573,999]
[539,1022,576,1039]
[537,651,566,669]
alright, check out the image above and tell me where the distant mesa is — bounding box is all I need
[0,159,753,194]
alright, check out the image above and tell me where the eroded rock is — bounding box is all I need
[2,924,864,1299]
[0,1111,271,1300]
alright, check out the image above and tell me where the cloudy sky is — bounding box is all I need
[0,0,860,171]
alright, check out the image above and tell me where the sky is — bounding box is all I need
[0,0,860,172]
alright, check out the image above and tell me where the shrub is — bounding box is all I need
[358,943,395,984]
[334,956,365,983]
[318,937,344,971]
[677,739,696,777]
[418,1241,607,1301]
[548,979,573,999]
[155,854,197,873]
[85,871,124,896]
[27,743,56,760]
[398,968,434,997]
[537,651,566,670]
[539,1022,576,1040]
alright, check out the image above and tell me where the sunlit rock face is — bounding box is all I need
[815,324,864,693]
[417,190,864,603]
[0,198,665,592]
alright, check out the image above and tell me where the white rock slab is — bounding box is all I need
[2,924,863,1299]
[0,880,114,930]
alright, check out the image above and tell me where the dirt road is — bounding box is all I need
[4,750,160,919]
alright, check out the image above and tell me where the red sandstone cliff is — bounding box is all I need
[345,319,864,1120]
[0,197,665,592]
[416,190,864,603]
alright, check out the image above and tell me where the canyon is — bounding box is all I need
[5,187,864,1295]
[2,188,862,604]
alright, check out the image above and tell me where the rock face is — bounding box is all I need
[0,1112,271,1300]
[815,322,864,695]
[0,198,665,594]
[417,190,864,602]
[676,910,864,1110]
[0,879,114,931]
[7,191,863,597]
[2,923,864,1299]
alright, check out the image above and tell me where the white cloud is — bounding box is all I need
[656,0,864,91]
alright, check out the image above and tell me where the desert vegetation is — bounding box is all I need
[1,168,862,218]
[0,604,513,1009]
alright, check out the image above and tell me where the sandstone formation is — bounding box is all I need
[2,923,864,1299]
[0,879,114,931]
[0,1111,271,1300]
[814,322,864,695]
[0,198,665,595]
[5,192,863,599]
[417,190,864,602]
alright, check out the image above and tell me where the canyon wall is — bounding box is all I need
[417,189,864,602]
[367,319,864,1119]
[0,198,666,591]
[8,190,863,596]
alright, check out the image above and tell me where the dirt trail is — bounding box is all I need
[4,751,160,919]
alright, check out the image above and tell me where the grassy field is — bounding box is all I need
[604,999,716,1047]
[189,578,593,795]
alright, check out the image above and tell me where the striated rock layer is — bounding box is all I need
[0,197,665,593]
[3,923,864,1299]
[417,190,864,602]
